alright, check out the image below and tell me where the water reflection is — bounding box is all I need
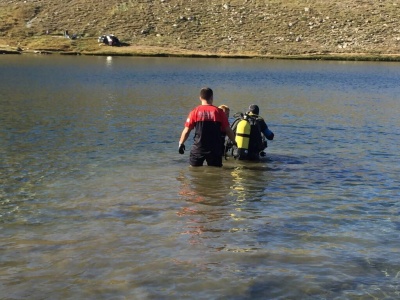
[230,163,272,203]
[105,56,113,68]
[177,168,232,247]
[176,163,277,253]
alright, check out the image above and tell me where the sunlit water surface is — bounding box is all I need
[1,55,399,299]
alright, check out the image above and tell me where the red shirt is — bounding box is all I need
[185,105,229,155]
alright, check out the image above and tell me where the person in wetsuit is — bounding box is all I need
[218,104,230,155]
[178,88,236,167]
[241,104,275,161]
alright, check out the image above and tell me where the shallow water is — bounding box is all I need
[1,55,399,299]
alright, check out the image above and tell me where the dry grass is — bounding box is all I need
[1,0,400,60]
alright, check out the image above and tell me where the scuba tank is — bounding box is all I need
[234,115,251,160]
[230,112,267,160]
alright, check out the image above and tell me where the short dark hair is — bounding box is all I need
[248,104,259,115]
[200,87,213,101]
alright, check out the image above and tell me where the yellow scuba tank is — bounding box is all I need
[235,119,251,159]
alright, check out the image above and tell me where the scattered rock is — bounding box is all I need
[1,0,399,57]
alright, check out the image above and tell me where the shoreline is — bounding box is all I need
[2,45,400,62]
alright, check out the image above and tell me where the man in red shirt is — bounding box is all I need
[178,87,236,167]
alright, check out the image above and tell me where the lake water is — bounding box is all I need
[1,55,399,299]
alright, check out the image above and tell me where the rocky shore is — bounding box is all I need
[1,0,400,61]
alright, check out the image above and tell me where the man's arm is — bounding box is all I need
[178,127,192,154]
[264,127,274,140]
[179,127,191,146]
[258,118,274,140]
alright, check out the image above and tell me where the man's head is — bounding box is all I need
[248,104,259,115]
[200,87,213,103]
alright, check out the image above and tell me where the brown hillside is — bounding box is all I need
[1,0,400,59]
